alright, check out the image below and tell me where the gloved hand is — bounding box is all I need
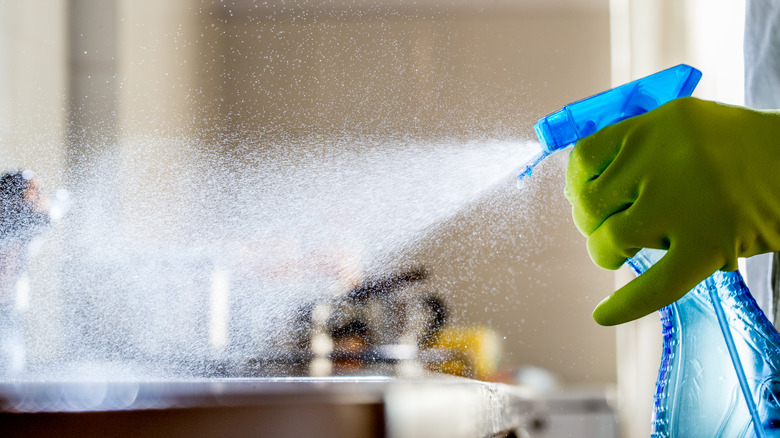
[565,97,780,326]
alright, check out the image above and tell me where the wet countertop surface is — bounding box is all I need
[0,376,534,438]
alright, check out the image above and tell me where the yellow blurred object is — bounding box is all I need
[424,325,501,381]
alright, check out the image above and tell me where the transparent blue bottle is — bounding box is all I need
[629,249,780,437]
[526,64,780,436]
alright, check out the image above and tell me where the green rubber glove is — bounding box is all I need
[565,97,780,326]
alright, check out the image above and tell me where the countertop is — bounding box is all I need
[0,376,536,438]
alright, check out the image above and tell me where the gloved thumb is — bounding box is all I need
[591,243,723,326]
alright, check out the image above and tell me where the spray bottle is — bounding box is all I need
[524,64,780,437]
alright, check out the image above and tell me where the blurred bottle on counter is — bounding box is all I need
[418,294,500,382]
[422,325,501,381]
[0,170,51,378]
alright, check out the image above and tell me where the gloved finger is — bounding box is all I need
[565,124,628,203]
[571,154,640,236]
[585,207,644,270]
[583,178,675,269]
[591,242,723,326]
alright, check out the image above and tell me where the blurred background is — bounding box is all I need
[0,0,745,436]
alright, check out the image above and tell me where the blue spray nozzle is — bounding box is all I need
[533,107,577,154]
[515,151,549,188]
[518,64,702,187]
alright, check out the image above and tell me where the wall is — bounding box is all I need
[0,0,615,386]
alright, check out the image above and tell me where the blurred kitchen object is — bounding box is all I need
[322,267,436,376]
[0,170,51,378]
[305,264,507,382]
[523,387,619,438]
[422,324,502,381]
[514,365,560,395]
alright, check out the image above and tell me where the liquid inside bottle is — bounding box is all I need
[628,249,780,437]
